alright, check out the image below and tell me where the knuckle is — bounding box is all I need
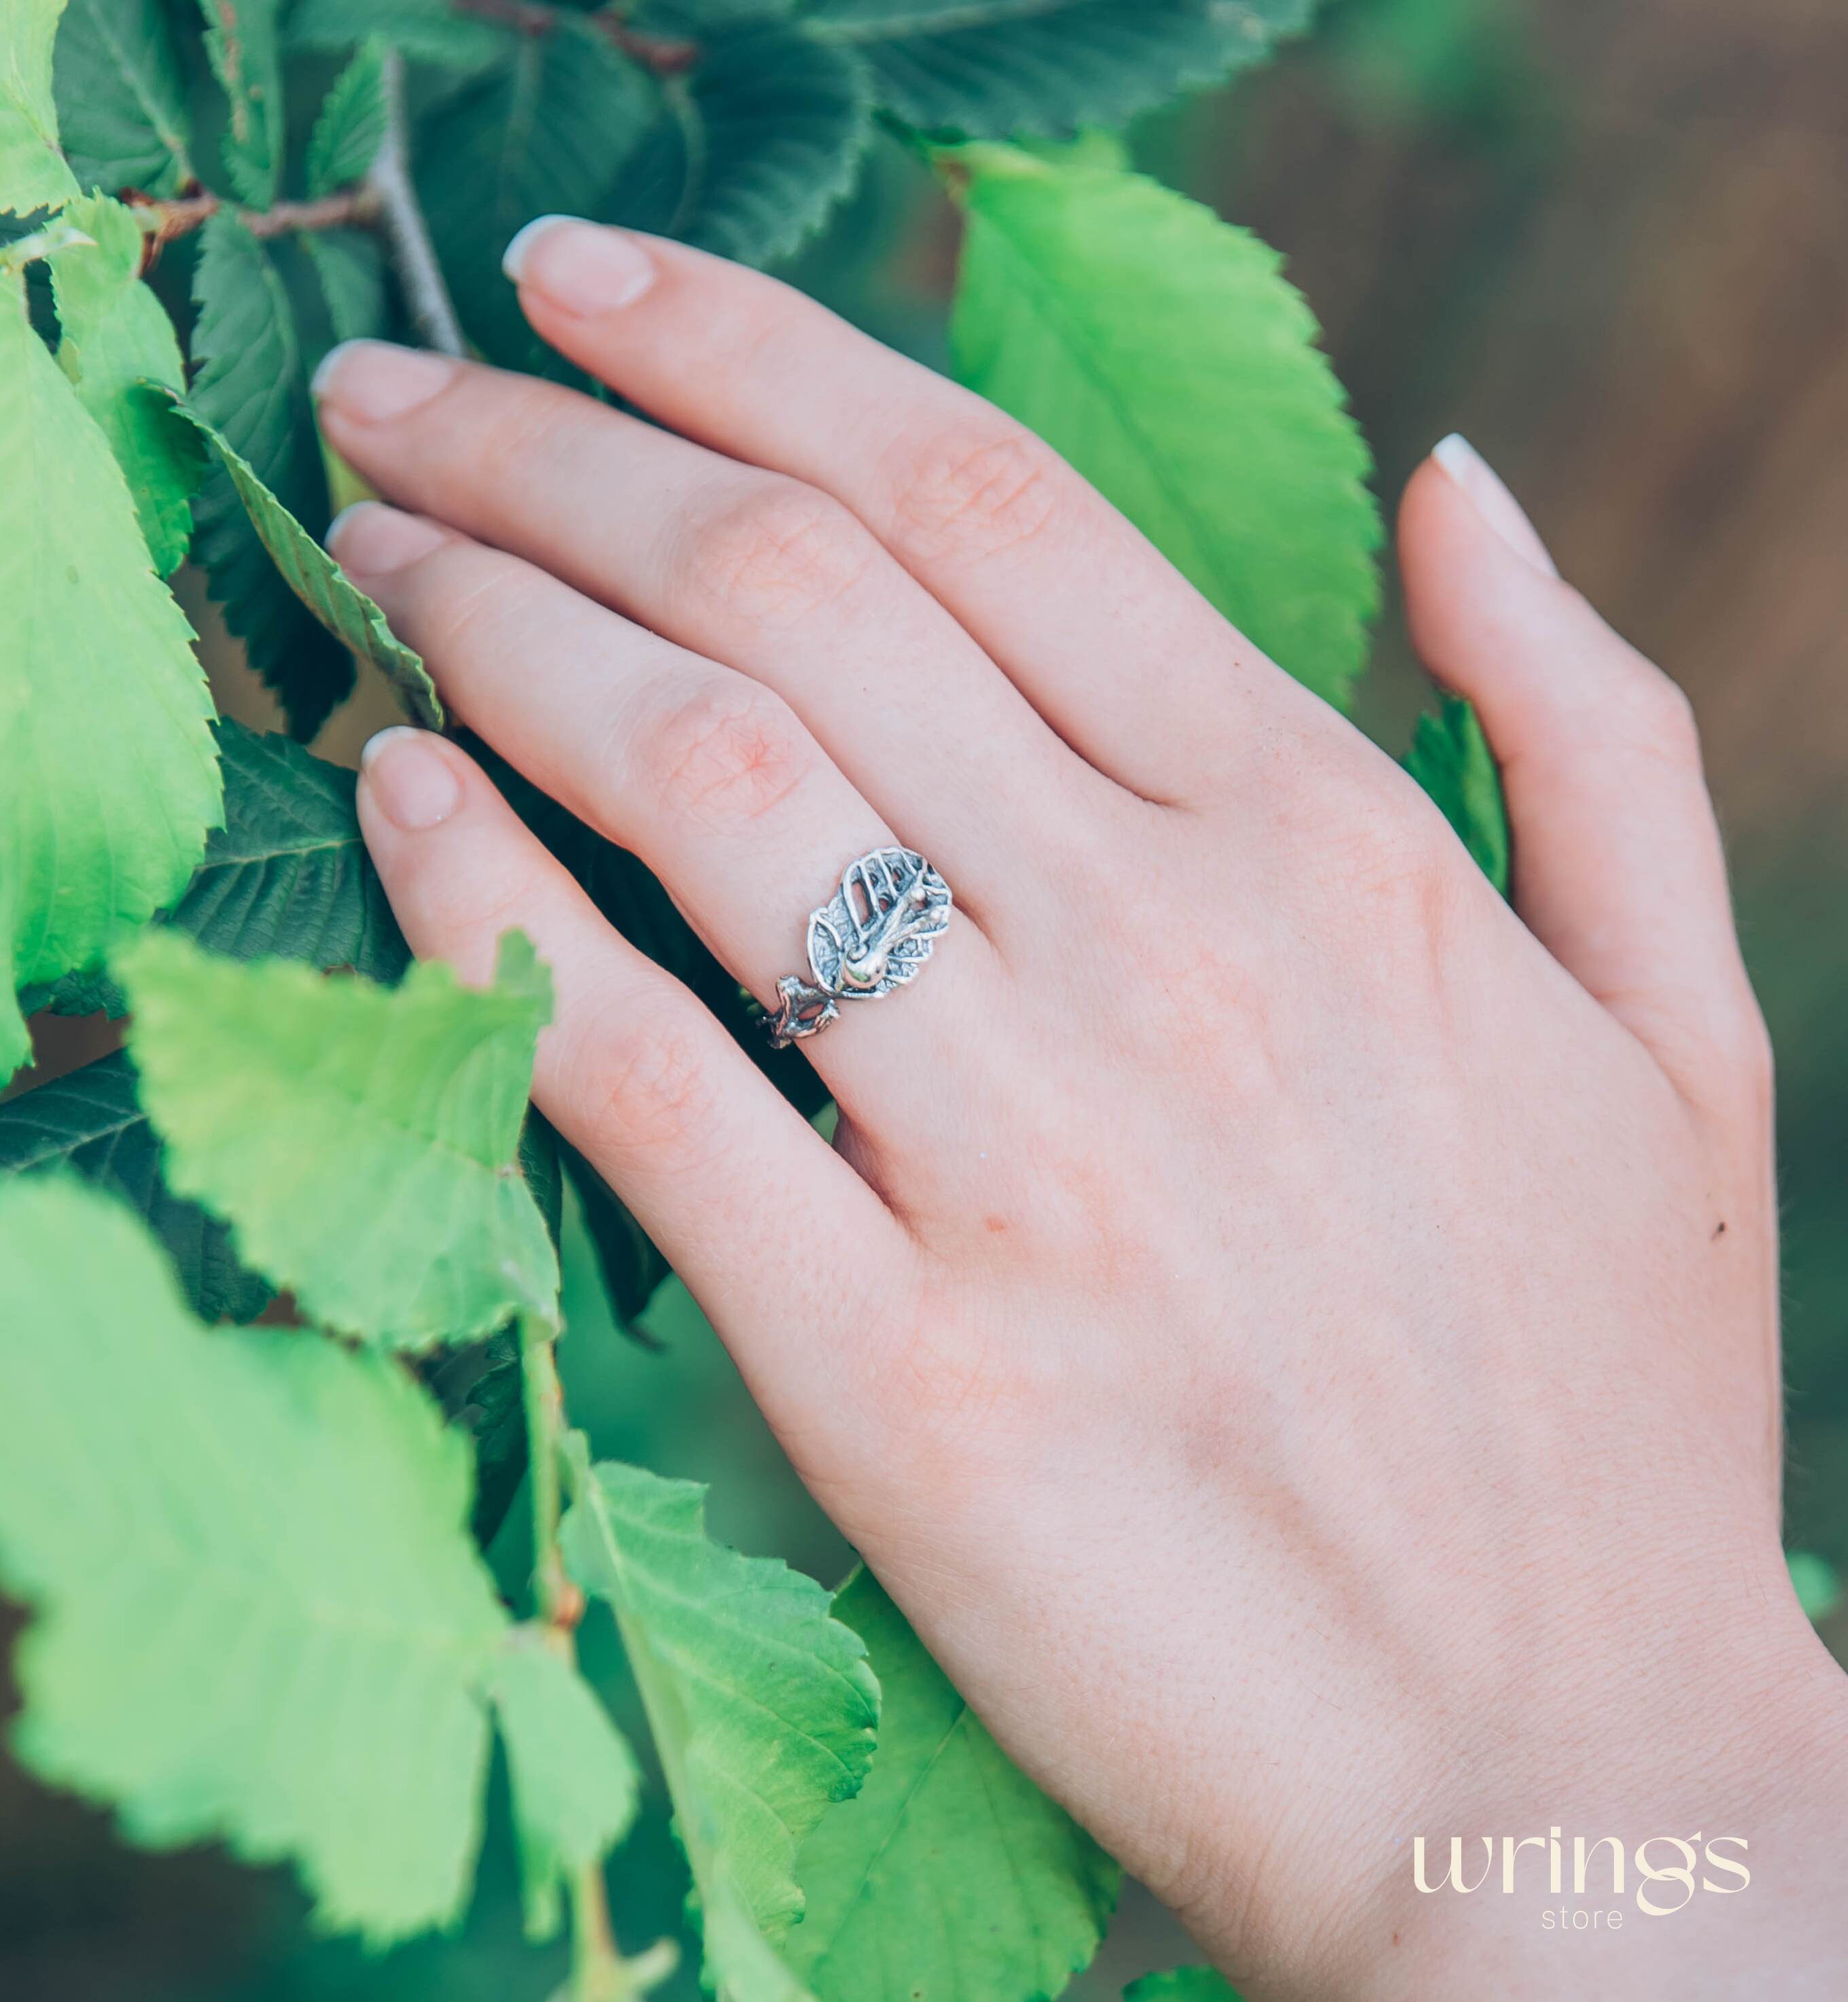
[684,481,873,627]
[576,1012,718,1162]
[637,674,815,830]
[891,417,1062,563]
[1614,661,1703,769]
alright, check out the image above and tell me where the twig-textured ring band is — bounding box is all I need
[767,846,953,1048]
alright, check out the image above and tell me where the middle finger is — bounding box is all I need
[311,342,1104,908]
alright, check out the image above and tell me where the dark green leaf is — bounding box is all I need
[300,228,390,349]
[806,0,1314,137]
[305,39,387,197]
[419,22,651,366]
[26,718,409,1020]
[0,1050,272,1324]
[160,388,443,729]
[54,0,194,196]
[607,23,872,266]
[190,211,353,740]
[1124,1973,1244,2001]
[198,0,284,204]
[1404,695,1509,894]
[289,0,512,72]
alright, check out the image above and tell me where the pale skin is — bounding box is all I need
[312,218,1848,1999]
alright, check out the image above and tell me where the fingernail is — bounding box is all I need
[311,339,459,423]
[503,216,657,315]
[1431,434,1558,576]
[360,728,461,832]
[327,502,447,576]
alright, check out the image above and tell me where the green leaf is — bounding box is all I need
[1,0,78,211]
[949,149,1380,708]
[46,192,202,574]
[300,228,389,347]
[53,0,193,196]
[608,23,871,266]
[25,717,409,1019]
[1404,695,1508,894]
[807,0,1313,138]
[0,1173,511,1944]
[419,23,650,366]
[198,0,283,205]
[0,266,220,1080]
[190,209,353,740]
[0,1051,272,1323]
[1123,1973,1244,2001]
[118,927,559,1349]
[290,0,512,73]
[560,1457,879,1990]
[161,387,443,728]
[491,1627,642,1941]
[306,38,387,198]
[792,1569,1119,2002]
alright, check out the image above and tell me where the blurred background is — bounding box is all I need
[6,0,1847,1992]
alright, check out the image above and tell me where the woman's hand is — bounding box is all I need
[313,221,1848,1999]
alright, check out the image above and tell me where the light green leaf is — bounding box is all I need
[0,267,220,1080]
[1,0,77,211]
[492,1627,642,1941]
[1124,1973,1244,2001]
[117,927,559,1349]
[0,1051,272,1324]
[0,1173,511,1944]
[190,209,353,740]
[1404,695,1508,895]
[419,22,650,366]
[53,0,193,195]
[792,1568,1119,2002]
[307,38,387,198]
[949,149,1380,708]
[1788,1551,1843,1625]
[807,0,1313,138]
[46,192,201,574]
[608,23,871,266]
[560,1456,879,1994]
[162,388,442,727]
[290,0,512,72]
[198,0,283,205]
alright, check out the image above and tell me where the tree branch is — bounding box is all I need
[366,47,466,357]
[136,186,379,254]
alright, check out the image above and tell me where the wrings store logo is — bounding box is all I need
[1412,1830,1750,1927]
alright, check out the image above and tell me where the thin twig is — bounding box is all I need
[366,46,466,356]
[519,1317,675,2002]
[134,186,379,255]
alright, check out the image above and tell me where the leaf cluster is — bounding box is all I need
[0,0,1505,1996]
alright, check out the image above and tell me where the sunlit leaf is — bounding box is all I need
[118,928,558,1349]
[950,147,1380,708]
[1404,695,1509,893]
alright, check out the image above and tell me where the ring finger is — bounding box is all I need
[328,502,1000,1131]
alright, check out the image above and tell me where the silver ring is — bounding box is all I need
[767,846,953,1048]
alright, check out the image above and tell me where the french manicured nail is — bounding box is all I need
[1432,433,1558,576]
[360,728,461,832]
[503,215,657,315]
[326,502,447,576]
[311,339,459,422]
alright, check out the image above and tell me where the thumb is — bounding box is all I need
[1399,437,1771,1120]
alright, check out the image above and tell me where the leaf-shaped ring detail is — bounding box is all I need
[767,847,952,1048]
